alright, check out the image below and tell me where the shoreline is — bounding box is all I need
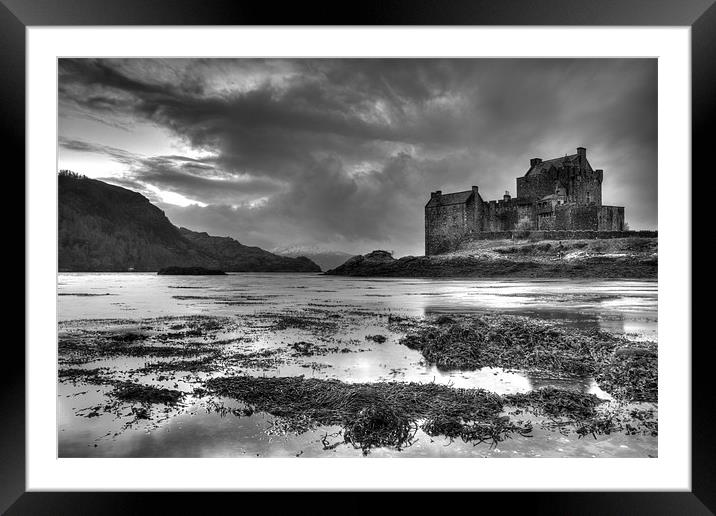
[326,237,657,279]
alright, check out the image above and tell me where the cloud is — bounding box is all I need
[60,137,284,206]
[58,58,658,255]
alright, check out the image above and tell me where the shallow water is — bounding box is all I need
[59,273,657,336]
[57,273,657,458]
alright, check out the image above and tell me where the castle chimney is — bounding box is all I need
[431,190,442,198]
[472,185,479,195]
[530,158,542,167]
[577,147,586,159]
[503,190,511,201]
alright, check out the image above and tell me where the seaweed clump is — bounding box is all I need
[204,375,534,454]
[400,314,657,402]
[401,314,616,373]
[594,344,658,401]
[110,381,184,405]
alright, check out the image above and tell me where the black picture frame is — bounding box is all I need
[5,0,709,513]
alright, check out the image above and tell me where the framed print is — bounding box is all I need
[5,0,710,513]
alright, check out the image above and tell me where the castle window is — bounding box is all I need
[587,193,591,203]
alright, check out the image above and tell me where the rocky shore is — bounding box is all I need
[326,238,657,278]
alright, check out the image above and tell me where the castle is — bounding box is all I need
[425,147,625,255]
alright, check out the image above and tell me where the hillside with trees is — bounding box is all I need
[58,171,320,272]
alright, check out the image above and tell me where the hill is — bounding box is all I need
[178,228,320,272]
[58,172,320,273]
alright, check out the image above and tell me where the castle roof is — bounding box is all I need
[425,190,474,207]
[526,154,593,176]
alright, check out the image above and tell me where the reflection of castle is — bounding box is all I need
[425,147,625,255]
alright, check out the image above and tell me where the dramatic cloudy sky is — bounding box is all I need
[58,58,657,256]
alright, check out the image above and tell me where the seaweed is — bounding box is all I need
[110,381,184,405]
[204,376,615,454]
[400,314,657,402]
[594,344,658,401]
[273,315,335,331]
[58,367,109,384]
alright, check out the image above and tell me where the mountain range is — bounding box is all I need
[58,171,320,273]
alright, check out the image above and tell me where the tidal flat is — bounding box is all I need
[58,273,657,458]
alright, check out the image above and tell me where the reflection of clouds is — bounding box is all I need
[416,280,656,336]
[526,375,614,400]
[420,366,533,394]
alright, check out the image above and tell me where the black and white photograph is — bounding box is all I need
[56,57,658,459]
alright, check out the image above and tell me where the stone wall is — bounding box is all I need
[516,174,553,202]
[425,200,474,255]
[466,229,656,241]
[537,212,556,230]
[597,205,625,231]
[516,163,603,205]
[482,199,519,232]
[555,204,624,231]
[568,168,603,205]
[425,229,656,255]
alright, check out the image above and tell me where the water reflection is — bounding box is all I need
[526,373,612,400]
[59,273,657,341]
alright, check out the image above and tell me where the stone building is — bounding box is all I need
[425,147,625,255]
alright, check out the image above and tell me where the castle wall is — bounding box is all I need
[425,201,473,255]
[473,194,484,231]
[463,229,656,241]
[565,168,603,205]
[518,163,603,206]
[537,212,556,230]
[516,174,554,202]
[555,204,595,230]
[597,205,625,231]
[554,204,624,231]
[516,203,537,229]
[482,199,519,232]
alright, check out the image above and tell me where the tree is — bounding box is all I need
[59,170,85,179]
[515,216,533,231]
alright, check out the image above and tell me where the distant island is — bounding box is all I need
[58,171,321,273]
[157,266,226,276]
[325,238,657,279]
